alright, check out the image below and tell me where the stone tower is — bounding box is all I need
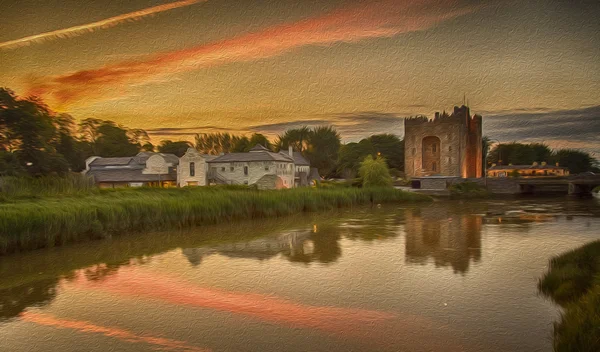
[404,105,482,178]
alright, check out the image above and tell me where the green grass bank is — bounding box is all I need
[0,186,430,255]
[538,240,600,352]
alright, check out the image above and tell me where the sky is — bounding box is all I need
[1,0,599,156]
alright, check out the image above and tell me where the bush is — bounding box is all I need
[448,181,489,199]
[358,155,392,188]
[538,240,600,352]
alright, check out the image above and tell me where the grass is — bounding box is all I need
[0,175,96,201]
[0,186,430,255]
[538,240,600,351]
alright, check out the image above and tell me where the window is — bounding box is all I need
[244,181,248,185]
[412,148,416,156]
[230,166,234,172]
[265,166,269,171]
[449,146,452,152]
[432,144,437,153]
[221,167,225,172]
[244,166,248,175]
[432,162,437,172]
[189,162,195,177]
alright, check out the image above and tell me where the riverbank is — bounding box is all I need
[0,186,430,255]
[538,240,600,352]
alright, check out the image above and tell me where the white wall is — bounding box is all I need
[178,149,209,186]
[210,160,295,187]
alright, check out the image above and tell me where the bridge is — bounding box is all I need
[509,175,600,196]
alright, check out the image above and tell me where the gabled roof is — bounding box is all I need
[89,157,135,167]
[249,144,270,152]
[280,150,310,166]
[208,152,294,163]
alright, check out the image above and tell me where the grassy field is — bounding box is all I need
[538,240,600,352]
[0,185,430,255]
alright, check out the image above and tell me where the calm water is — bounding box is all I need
[1,198,599,352]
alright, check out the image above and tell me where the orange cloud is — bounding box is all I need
[20,311,210,352]
[28,0,478,108]
[0,0,205,50]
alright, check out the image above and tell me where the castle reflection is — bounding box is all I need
[404,205,482,274]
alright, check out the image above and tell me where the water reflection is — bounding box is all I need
[0,278,58,321]
[404,205,482,274]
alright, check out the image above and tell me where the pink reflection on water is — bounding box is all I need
[68,266,395,334]
[20,311,210,352]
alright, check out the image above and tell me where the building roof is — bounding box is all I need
[249,144,270,152]
[89,152,179,169]
[208,145,294,163]
[280,150,310,166]
[488,164,567,171]
[89,157,135,167]
[87,168,177,183]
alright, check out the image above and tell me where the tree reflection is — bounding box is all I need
[0,278,58,321]
[404,205,482,274]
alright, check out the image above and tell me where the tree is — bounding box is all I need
[367,134,404,171]
[95,122,140,157]
[488,142,552,165]
[275,126,311,152]
[246,133,270,150]
[337,140,374,179]
[195,132,240,154]
[305,126,341,177]
[157,140,192,157]
[358,155,392,188]
[552,149,596,174]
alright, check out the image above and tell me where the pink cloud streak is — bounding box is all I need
[28,0,478,108]
[0,0,205,50]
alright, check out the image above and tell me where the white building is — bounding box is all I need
[84,145,314,189]
[207,144,295,189]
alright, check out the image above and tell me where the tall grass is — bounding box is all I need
[0,174,96,200]
[538,240,600,352]
[0,187,430,255]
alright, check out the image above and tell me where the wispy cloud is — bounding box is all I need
[20,311,210,352]
[0,0,204,50]
[28,0,478,107]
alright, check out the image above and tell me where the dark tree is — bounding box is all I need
[157,140,192,157]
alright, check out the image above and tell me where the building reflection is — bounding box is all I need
[182,228,342,266]
[404,205,482,274]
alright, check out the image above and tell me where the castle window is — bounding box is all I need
[449,146,452,152]
[244,166,248,175]
[230,166,234,172]
[190,162,195,177]
[221,167,225,172]
[432,162,437,172]
[432,144,437,153]
[412,148,416,156]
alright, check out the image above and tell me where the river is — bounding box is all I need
[1,197,599,352]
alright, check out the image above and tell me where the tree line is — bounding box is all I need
[487,142,599,174]
[1,87,597,177]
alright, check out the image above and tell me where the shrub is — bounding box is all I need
[449,181,489,199]
[358,155,392,188]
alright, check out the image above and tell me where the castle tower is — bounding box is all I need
[404,106,482,178]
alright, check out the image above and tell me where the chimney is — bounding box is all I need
[288,145,293,156]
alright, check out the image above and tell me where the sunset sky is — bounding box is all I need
[1,0,599,156]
